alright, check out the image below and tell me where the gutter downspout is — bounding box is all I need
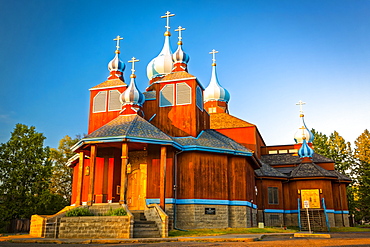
[173,149,187,231]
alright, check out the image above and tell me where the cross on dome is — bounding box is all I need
[128,57,139,76]
[175,26,186,41]
[296,100,306,114]
[113,35,124,53]
[210,49,219,65]
[161,11,175,33]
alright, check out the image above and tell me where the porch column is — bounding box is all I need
[75,151,84,206]
[160,146,167,210]
[87,144,97,206]
[120,143,128,204]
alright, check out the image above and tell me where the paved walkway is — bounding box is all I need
[0,233,294,244]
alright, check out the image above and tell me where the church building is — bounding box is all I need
[31,12,351,238]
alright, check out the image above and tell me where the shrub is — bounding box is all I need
[65,207,94,217]
[104,207,127,216]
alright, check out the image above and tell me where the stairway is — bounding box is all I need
[131,210,160,238]
[300,209,328,232]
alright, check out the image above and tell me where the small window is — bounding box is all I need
[289,149,298,153]
[196,86,203,111]
[108,90,121,111]
[176,83,191,105]
[279,150,288,154]
[208,107,216,113]
[268,150,278,154]
[268,187,279,205]
[160,84,175,107]
[93,91,107,113]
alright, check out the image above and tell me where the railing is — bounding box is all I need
[322,198,330,232]
[145,204,168,238]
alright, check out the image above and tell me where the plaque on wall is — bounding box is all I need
[205,208,216,215]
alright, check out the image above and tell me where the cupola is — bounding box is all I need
[204,50,230,114]
[120,57,145,115]
[108,35,125,80]
[172,26,190,72]
[146,11,175,82]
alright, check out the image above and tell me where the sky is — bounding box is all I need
[0,0,369,148]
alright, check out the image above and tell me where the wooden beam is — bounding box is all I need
[160,146,167,210]
[75,151,84,206]
[120,143,128,205]
[87,145,97,206]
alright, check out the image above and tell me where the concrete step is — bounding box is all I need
[133,229,160,238]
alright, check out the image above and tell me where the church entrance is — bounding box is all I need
[127,164,147,210]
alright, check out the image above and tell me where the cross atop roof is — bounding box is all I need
[210,49,219,64]
[113,35,123,51]
[161,11,175,32]
[175,26,185,41]
[128,57,139,75]
[296,100,306,114]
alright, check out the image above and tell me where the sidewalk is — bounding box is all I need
[0,233,296,244]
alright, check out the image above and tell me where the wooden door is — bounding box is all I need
[127,164,147,210]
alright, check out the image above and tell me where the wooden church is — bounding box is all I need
[31,12,351,238]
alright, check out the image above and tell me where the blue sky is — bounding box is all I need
[0,0,369,148]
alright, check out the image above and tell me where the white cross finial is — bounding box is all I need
[296,100,306,114]
[113,35,124,51]
[161,11,175,32]
[128,57,140,75]
[209,49,219,63]
[175,26,186,41]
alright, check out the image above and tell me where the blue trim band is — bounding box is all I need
[264,209,299,214]
[146,198,257,208]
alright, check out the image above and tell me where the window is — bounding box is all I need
[176,82,191,105]
[208,107,217,113]
[196,86,203,111]
[268,187,279,204]
[108,90,121,111]
[160,84,175,107]
[268,150,278,154]
[93,91,107,113]
[279,150,288,154]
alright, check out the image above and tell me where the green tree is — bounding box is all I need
[0,124,57,231]
[49,135,79,203]
[354,129,370,221]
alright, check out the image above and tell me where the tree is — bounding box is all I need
[49,135,79,203]
[354,129,370,221]
[0,124,67,232]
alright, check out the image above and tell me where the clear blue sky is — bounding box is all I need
[0,0,369,148]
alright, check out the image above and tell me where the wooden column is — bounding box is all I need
[87,145,97,206]
[120,143,128,204]
[75,151,84,206]
[160,146,167,210]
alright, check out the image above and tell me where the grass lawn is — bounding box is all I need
[330,227,370,232]
[169,227,297,237]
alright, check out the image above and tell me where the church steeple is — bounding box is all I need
[108,35,125,80]
[172,26,190,72]
[146,11,175,82]
[120,57,145,115]
[204,50,230,114]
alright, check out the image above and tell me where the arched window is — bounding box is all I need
[93,91,107,113]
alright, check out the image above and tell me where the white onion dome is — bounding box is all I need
[108,51,125,72]
[204,63,230,103]
[298,138,314,158]
[294,114,314,144]
[120,74,145,106]
[172,41,190,64]
[146,32,173,80]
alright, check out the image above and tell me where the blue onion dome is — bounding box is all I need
[298,137,314,158]
[146,32,173,80]
[108,51,125,72]
[120,74,145,106]
[172,40,190,64]
[204,62,230,103]
[294,114,314,144]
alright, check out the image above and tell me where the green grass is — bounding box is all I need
[168,227,297,237]
[330,227,370,232]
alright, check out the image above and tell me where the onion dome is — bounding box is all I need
[172,26,189,67]
[298,137,314,158]
[204,50,230,103]
[108,52,125,72]
[294,114,314,144]
[146,11,175,80]
[120,57,145,106]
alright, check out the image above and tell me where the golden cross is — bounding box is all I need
[161,11,175,32]
[175,26,186,41]
[296,100,306,114]
[128,57,140,74]
[209,49,219,63]
[113,35,124,50]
